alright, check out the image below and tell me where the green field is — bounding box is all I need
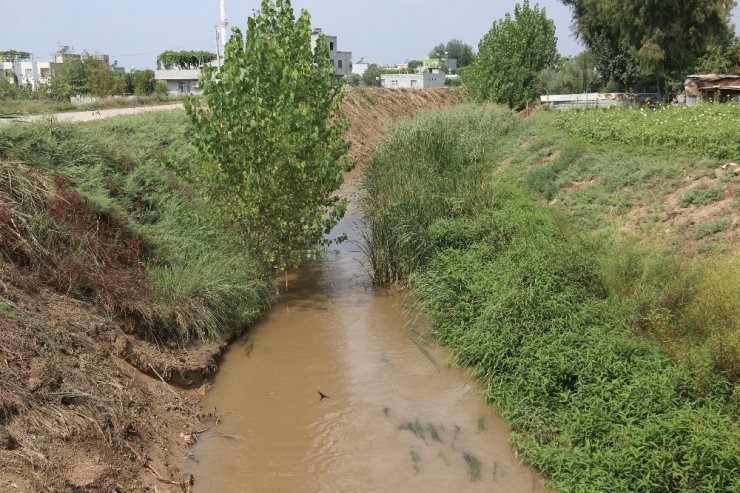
[363,104,739,492]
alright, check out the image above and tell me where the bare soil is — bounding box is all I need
[0,87,464,492]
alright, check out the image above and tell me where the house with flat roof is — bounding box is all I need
[154,69,202,95]
[380,68,446,89]
[311,28,352,77]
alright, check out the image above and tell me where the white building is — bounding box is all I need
[1,60,53,91]
[154,69,202,95]
[380,68,446,89]
[540,93,632,110]
[311,28,352,77]
[352,62,370,77]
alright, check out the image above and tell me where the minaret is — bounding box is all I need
[219,0,229,52]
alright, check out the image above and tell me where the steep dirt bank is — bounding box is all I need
[342,87,466,167]
[0,88,464,492]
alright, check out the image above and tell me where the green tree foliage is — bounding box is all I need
[429,39,475,67]
[590,33,639,91]
[183,0,351,270]
[362,63,383,86]
[560,0,737,88]
[408,60,423,72]
[539,51,599,94]
[466,1,558,109]
[132,70,156,96]
[48,57,92,100]
[0,50,32,62]
[0,77,21,100]
[694,36,740,75]
[86,65,122,97]
[156,50,217,70]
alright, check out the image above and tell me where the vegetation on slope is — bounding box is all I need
[556,103,740,160]
[363,105,739,492]
[0,111,273,345]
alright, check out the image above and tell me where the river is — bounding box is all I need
[186,185,550,493]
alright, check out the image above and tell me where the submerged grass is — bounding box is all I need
[0,111,272,345]
[462,451,482,481]
[363,106,739,491]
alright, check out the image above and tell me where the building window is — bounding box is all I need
[338,59,343,69]
[179,81,192,93]
[329,42,334,51]
[410,79,417,87]
[391,80,398,87]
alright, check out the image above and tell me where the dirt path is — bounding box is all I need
[1,103,183,124]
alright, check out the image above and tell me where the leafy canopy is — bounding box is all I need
[156,50,217,70]
[539,51,599,95]
[184,0,351,270]
[466,1,558,109]
[0,50,32,62]
[362,64,382,86]
[429,39,475,67]
[559,0,737,88]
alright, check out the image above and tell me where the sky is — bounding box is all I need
[2,1,740,70]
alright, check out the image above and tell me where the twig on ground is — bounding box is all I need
[148,364,184,406]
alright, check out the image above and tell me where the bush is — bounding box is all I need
[681,184,725,207]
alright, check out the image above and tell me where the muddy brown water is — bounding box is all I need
[187,189,550,493]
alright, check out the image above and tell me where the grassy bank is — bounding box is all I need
[0,110,273,345]
[362,105,739,491]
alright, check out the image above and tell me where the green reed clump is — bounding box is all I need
[363,106,739,492]
[361,104,518,283]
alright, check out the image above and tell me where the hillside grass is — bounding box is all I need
[0,110,273,345]
[362,104,739,492]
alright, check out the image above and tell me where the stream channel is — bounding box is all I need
[186,184,550,492]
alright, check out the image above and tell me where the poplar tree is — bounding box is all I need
[466,1,558,109]
[184,0,351,270]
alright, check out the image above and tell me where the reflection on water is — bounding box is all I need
[187,195,551,492]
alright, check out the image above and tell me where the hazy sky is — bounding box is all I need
[3,1,739,70]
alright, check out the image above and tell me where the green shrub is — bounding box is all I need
[680,184,725,207]
[361,104,518,282]
[695,218,729,240]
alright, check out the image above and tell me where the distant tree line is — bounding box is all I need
[463,0,739,110]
